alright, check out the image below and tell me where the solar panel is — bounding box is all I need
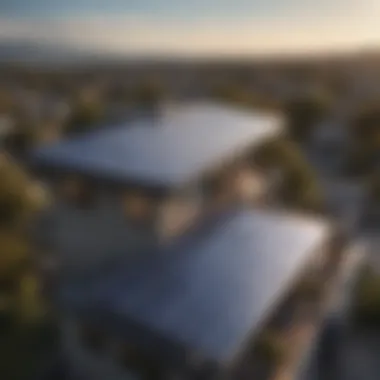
[66,208,329,365]
[32,103,281,188]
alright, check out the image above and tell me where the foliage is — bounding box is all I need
[0,90,14,114]
[67,90,105,134]
[368,172,380,202]
[0,155,43,226]
[345,105,380,177]
[212,83,280,111]
[350,104,380,143]
[254,330,287,364]
[344,144,377,178]
[0,155,45,326]
[0,321,58,380]
[3,116,40,156]
[351,265,380,329]
[133,78,166,107]
[283,94,331,142]
[254,138,325,213]
[294,277,323,300]
[0,232,30,281]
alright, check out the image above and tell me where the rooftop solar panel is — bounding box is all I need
[32,103,281,188]
[62,208,329,366]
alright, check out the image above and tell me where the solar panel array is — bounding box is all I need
[63,208,328,365]
[32,103,281,188]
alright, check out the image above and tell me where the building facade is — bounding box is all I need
[32,103,282,279]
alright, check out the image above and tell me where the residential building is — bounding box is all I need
[31,102,282,279]
[56,207,348,380]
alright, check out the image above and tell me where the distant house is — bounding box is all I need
[31,102,282,277]
[310,120,349,174]
[57,208,344,380]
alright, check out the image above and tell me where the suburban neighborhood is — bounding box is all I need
[1,3,380,380]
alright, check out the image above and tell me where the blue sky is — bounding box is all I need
[0,0,339,18]
[0,0,379,56]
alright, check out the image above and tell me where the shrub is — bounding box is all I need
[294,277,323,301]
[351,265,380,329]
[254,138,325,213]
[254,330,287,365]
[283,94,331,142]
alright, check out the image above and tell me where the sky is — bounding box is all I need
[0,0,379,57]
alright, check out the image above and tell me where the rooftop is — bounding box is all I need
[61,207,329,368]
[32,102,281,189]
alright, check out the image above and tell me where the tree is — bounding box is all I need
[212,83,280,111]
[345,104,380,177]
[66,89,105,135]
[0,154,43,227]
[253,138,325,213]
[3,118,39,158]
[212,83,252,106]
[0,90,14,114]
[0,155,45,327]
[368,171,380,203]
[254,329,287,366]
[133,78,166,108]
[351,265,380,328]
[284,94,331,143]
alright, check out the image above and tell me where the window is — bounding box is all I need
[79,324,107,354]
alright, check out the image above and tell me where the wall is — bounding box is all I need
[37,165,269,277]
[38,189,159,275]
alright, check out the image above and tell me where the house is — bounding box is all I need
[31,102,282,278]
[56,207,347,380]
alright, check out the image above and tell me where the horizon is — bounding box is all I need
[0,1,380,58]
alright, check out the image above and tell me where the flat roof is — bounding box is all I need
[61,208,329,367]
[32,102,281,189]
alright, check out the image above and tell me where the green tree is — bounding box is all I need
[67,90,105,135]
[0,154,42,227]
[3,119,39,158]
[133,78,166,108]
[345,105,380,177]
[254,329,287,366]
[351,265,380,328]
[0,90,14,114]
[254,138,325,213]
[284,94,331,142]
[368,171,380,203]
[0,155,45,327]
[212,83,280,111]
[212,83,252,106]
